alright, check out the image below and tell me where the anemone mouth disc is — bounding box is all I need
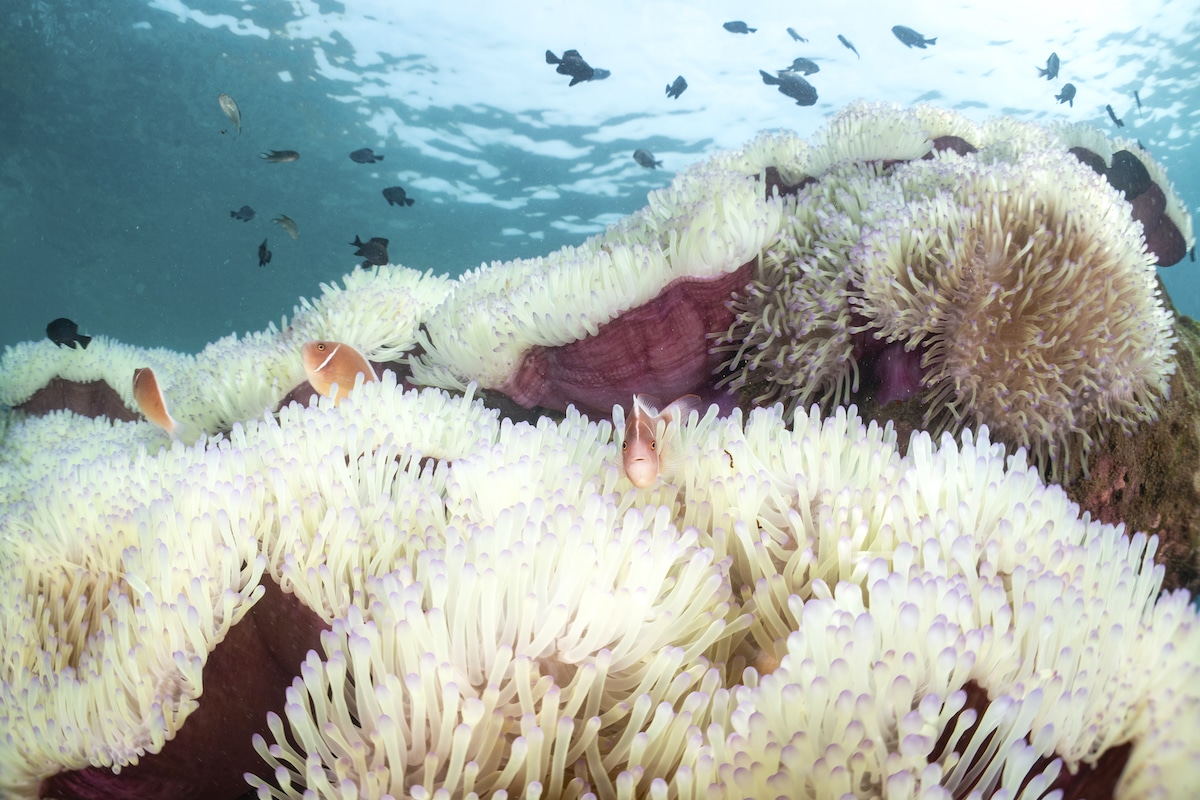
[40,579,328,800]
[499,264,755,416]
[16,376,139,422]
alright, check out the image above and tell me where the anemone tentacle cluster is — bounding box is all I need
[712,101,1186,478]
[851,148,1175,477]
[409,166,787,416]
[2,378,1198,797]
[1,103,1192,477]
[0,265,449,438]
[0,102,1198,798]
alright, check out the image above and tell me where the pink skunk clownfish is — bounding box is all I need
[621,393,701,488]
[132,366,177,437]
[301,340,378,403]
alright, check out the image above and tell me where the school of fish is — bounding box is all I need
[41,21,1155,482]
[205,24,1130,277]
[211,93,409,269]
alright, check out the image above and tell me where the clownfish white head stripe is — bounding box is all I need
[314,343,341,372]
[132,366,177,437]
[301,340,377,403]
[620,393,701,488]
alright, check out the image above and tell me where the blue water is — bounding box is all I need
[3,0,1197,353]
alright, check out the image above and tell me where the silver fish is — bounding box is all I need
[217,93,241,134]
[259,150,300,163]
[273,214,299,239]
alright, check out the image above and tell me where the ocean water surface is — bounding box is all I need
[2,0,1197,353]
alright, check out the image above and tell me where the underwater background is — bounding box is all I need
[2,0,1197,354]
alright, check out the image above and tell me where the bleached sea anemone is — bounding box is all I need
[5,368,1198,798]
[0,265,448,440]
[249,489,740,798]
[242,406,1200,798]
[675,418,1200,800]
[1051,123,1195,267]
[1,103,1198,799]
[2,105,1190,484]
[0,433,269,798]
[0,336,188,423]
[806,100,935,175]
[713,162,908,415]
[712,102,1185,479]
[852,148,1176,478]
[409,167,787,416]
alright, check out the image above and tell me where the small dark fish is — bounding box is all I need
[545,49,608,86]
[633,148,662,169]
[1070,147,1107,176]
[351,235,389,268]
[892,26,936,48]
[349,148,384,164]
[1038,52,1060,80]
[1106,104,1124,127]
[1056,83,1076,107]
[259,150,300,163]
[838,34,860,58]
[666,75,687,99]
[723,21,756,34]
[785,57,819,75]
[786,27,808,43]
[46,317,91,349]
[759,69,818,106]
[258,239,271,267]
[1107,150,1151,199]
[382,186,415,207]
[1134,90,1142,110]
[230,205,255,222]
[1190,246,1195,263]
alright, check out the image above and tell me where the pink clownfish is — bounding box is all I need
[301,340,377,403]
[621,394,701,488]
[132,366,177,437]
